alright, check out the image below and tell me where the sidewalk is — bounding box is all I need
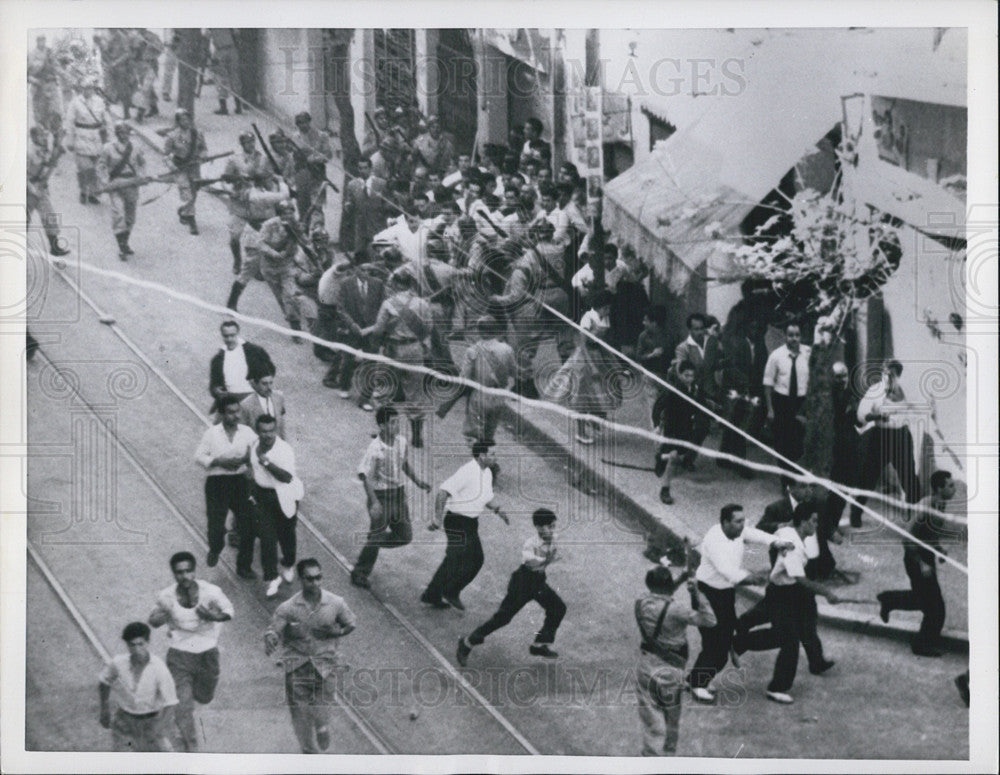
[128,97,968,651]
[502,341,970,651]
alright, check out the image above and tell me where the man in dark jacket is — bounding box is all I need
[335,256,386,411]
[208,320,274,415]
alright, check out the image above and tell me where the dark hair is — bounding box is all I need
[720,504,743,524]
[412,190,429,202]
[169,551,196,571]
[249,362,276,382]
[376,405,398,426]
[532,508,557,527]
[784,320,801,333]
[524,117,543,135]
[645,566,676,594]
[296,558,321,578]
[255,413,277,430]
[538,183,558,200]
[929,470,952,491]
[474,315,499,336]
[122,621,151,642]
[440,200,461,214]
[677,359,696,375]
[646,304,667,327]
[220,320,240,333]
[686,312,707,329]
[218,395,242,412]
[706,315,720,330]
[792,502,817,526]
[471,441,493,458]
[590,289,613,310]
[885,359,903,377]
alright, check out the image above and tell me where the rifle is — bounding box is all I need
[169,150,234,170]
[251,122,287,182]
[95,173,172,194]
[278,130,340,193]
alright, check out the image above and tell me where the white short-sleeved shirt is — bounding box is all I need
[154,580,235,653]
[99,653,179,715]
[770,525,808,586]
[762,344,811,398]
[440,459,493,518]
[358,434,408,491]
[521,534,557,571]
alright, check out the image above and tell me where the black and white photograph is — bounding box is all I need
[1,2,997,773]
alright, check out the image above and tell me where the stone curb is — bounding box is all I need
[501,404,970,654]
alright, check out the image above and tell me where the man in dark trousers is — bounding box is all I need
[422,442,508,610]
[763,321,810,466]
[877,469,956,657]
[208,320,274,416]
[732,505,842,704]
[335,253,385,411]
[685,504,787,703]
[457,508,566,664]
[816,361,857,578]
[652,361,707,505]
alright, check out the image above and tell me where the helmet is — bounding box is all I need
[275,200,296,216]
[310,227,330,242]
[238,131,255,144]
[174,108,190,123]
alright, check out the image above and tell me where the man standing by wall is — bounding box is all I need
[265,559,356,753]
[148,551,234,751]
[763,321,811,468]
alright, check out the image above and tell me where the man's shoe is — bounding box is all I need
[236,569,257,580]
[912,645,943,658]
[690,686,716,703]
[281,565,295,583]
[336,390,351,399]
[266,577,282,597]
[877,592,891,624]
[419,591,450,609]
[360,402,374,412]
[456,637,472,667]
[315,725,330,751]
[809,659,836,675]
[206,551,219,568]
[443,593,465,611]
[659,487,674,505]
[766,690,794,704]
[350,571,370,589]
[48,239,70,257]
[79,192,87,204]
[529,644,559,659]
[189,219,199,235]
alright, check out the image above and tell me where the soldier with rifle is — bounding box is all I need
[26,124,71,257]
[164,109,208,235]
[288,112,333,232]
[226,171,291,310]
[222,132,267,273]
[65,78,109,204]
[241,200,306,341]
[97,122,146,260]
[28,35,63,128]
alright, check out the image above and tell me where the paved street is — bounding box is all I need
[22,90,969,758]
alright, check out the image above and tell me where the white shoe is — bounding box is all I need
[337,390,350,400]
[266,577,282,598]
[690,686,716,703]
[766,690,794,704]
[281,565,295,583]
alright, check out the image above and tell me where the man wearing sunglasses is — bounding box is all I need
[265,558,356,753]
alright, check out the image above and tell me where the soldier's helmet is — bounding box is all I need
[275,200,296,216]
[238,131,255,145]
[113,121,131,136]
[310,226,330,243]
[174,108,191,123]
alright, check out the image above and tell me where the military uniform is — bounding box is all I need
[370,287,434,418]
[289,126,332,231]
[97,134,146,257]
[26,130,69,255]
[243,216,302,330]
[131,32,163,119]
[28,43,62,127]
[210,29,243,113]
[229,184,291,303]
[164,121,207,231]
[65,90,109,202]
[492,243,572,394]
[460,336,516,443]
[97,30,137,117]
[222,149,267,245]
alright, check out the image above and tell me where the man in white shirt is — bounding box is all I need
[686,504,791,703]
[148,551,234,751]
[372,210,430,263]
[247,414,303,597]
[421,442,508,610]
[732,505,842,704]
[208,320,274,415]
[99,621,178,751]
[850,359,921,525]
[193,396,257,572]
[532,184,570,245]
[763,321,811,464]
[351,405,431,589]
